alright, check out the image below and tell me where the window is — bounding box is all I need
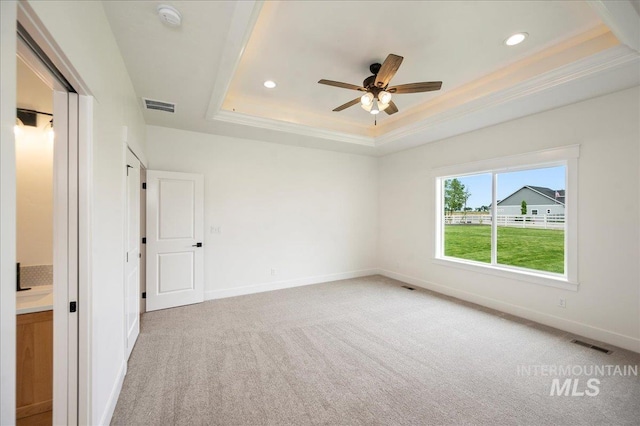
[443,174,492,264]
[434,146,578,290]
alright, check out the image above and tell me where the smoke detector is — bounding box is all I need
[157,5,182,27]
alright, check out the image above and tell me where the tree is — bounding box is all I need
[521,200,527,215]
[444,178,471,216]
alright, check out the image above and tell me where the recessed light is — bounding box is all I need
[505,32,528,46]
[263,80,276,89]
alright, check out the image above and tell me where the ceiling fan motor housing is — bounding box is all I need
[363,75,381,92]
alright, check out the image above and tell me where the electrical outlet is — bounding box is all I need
[210,226,221,234]
[271,268,277,276]
[558,298,567,308]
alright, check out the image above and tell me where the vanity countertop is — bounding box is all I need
[16,285,53,315]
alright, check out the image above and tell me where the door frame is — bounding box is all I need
[3,2,94,424]
[123,145,142,359]
[0,4,18,424]
[140,166,147,314]
[17,21,80,426]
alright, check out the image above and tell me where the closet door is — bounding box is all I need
[124,149,140,358]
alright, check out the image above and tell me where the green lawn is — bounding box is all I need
[444,225,564,274]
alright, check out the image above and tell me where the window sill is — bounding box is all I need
[432,257,579,292]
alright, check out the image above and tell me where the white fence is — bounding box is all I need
[446,214,565,230]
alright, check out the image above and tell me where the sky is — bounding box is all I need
[450,165,565,209]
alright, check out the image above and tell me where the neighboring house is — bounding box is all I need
[497,186,565,215]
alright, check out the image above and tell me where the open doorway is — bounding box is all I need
[15,28,78,425]
[15,53,55,425]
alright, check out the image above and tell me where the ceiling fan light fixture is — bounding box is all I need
[318,53,443,117]
[360,92,374,106]
[505,32,528,46]
[378,91,392,104]
[370,99,381,115]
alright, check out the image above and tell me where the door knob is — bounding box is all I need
[192,242,202,247]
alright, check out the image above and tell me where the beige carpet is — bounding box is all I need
[111,275,640,425]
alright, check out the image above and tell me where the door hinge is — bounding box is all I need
[139,253,141,258]
[126,252,128,262]
[142,237,146,244]
[142,182,146,189]
[142,292,146,299]
[70,301,77,313]
[126,164,132,176]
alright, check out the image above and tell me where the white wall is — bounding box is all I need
[15,125,53,266]
[16,58,54,266]
[378,86,640,352]
[24,1,147,423]
[146,125,378,298]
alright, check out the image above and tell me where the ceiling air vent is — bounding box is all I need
[143,98,175,113]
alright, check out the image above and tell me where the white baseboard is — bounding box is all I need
[97,360,127,426]
[377,269,640,354]
[205,269,378,300]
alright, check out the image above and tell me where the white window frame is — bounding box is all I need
[433,145,579,291]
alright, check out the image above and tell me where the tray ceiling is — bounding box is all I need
[104,1,640,155]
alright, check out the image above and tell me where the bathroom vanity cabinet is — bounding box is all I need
[16,310,53,424]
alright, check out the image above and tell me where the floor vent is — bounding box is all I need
[401,286,415,291]
[143,98,175,113]
[571,339,612,354]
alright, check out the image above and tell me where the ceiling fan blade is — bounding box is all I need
[387,81,442,94]
[318,79,366,91]
[333,98,361,112]
[384,100,399,115]
[375,54,404,88]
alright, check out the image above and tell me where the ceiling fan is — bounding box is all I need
[318,54,442,116]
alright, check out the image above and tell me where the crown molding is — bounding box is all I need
[204,1,264,120]
[203,0,376,147]
[212,45,638,150]
[587,1,640,52]
[375,45,639,147]
[205,10,638,153]
[212,110,375,146]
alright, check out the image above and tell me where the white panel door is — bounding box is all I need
[146,170,204,311]
[125,149,140,358]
